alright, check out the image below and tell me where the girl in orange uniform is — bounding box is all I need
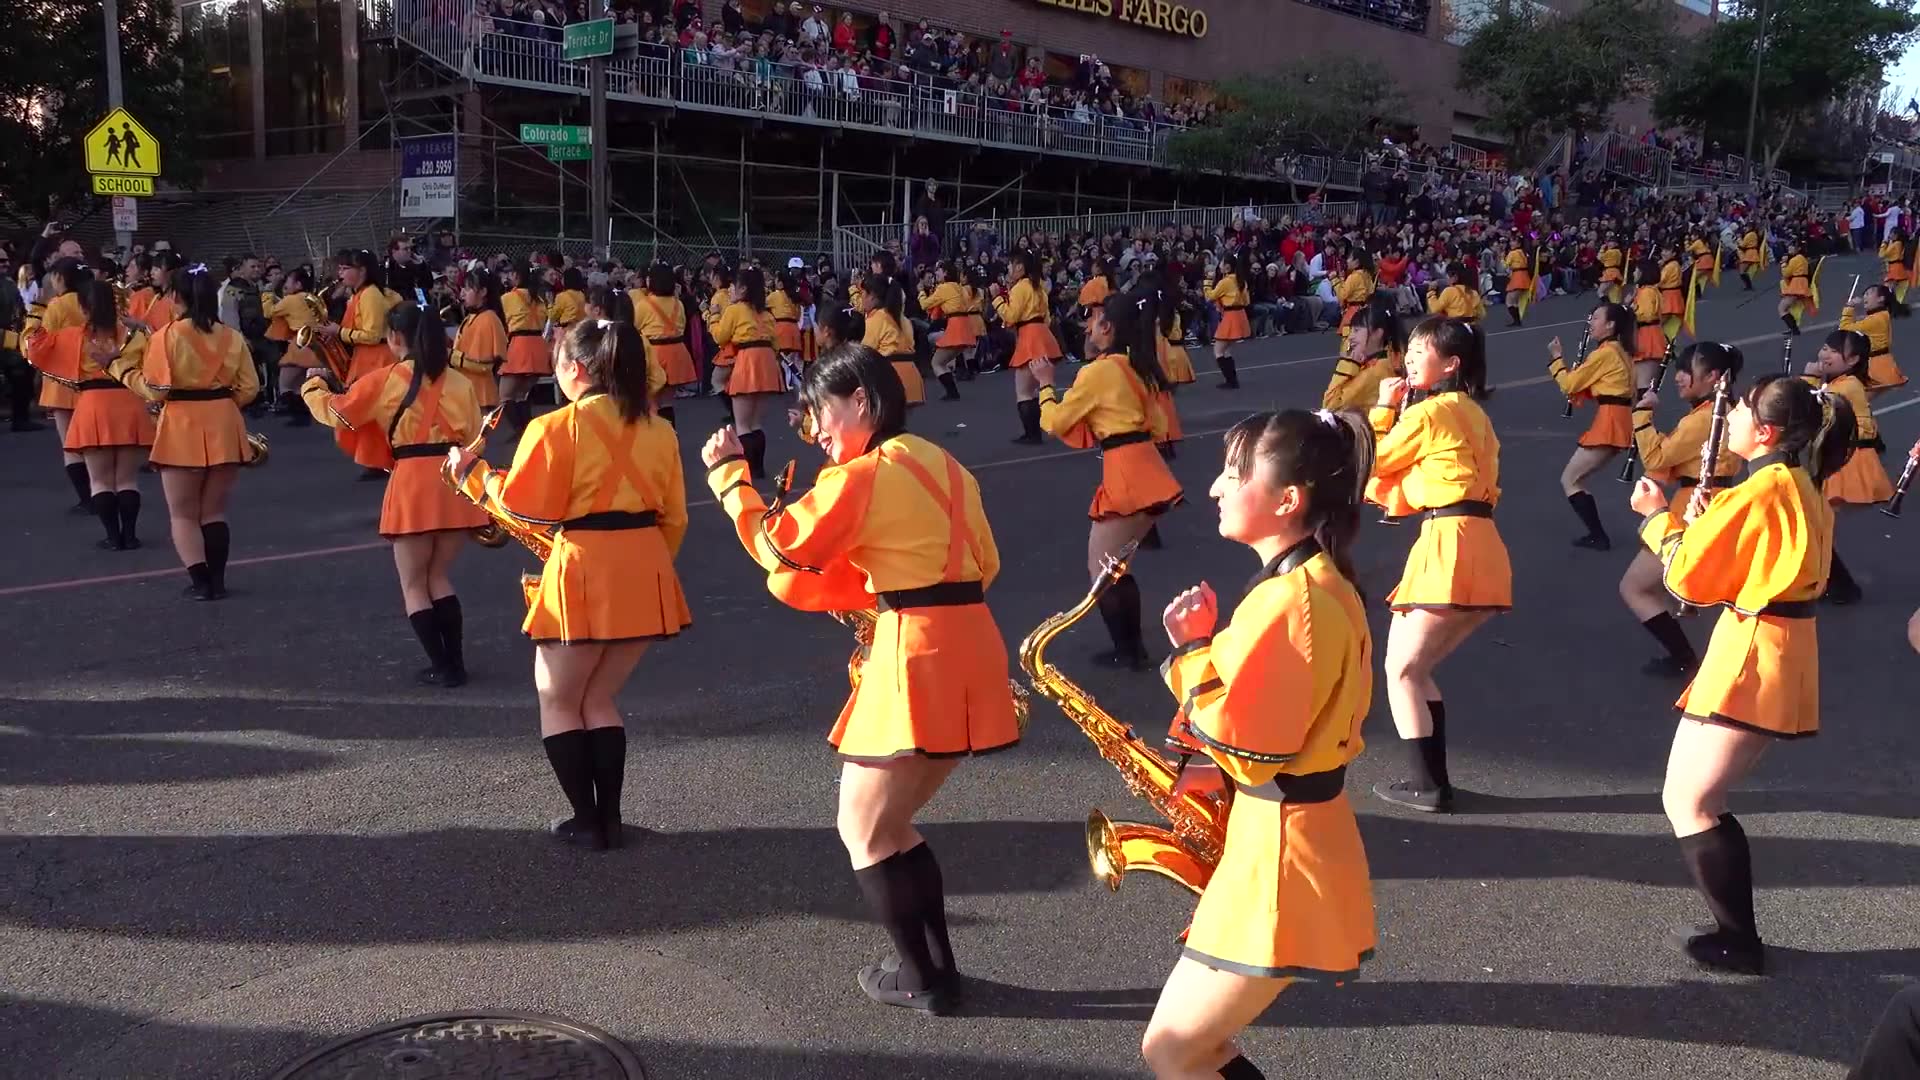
[1881,227,1911,303]
[311,251,398,476]
[1597,237,1626,303]
[631,263,698,423]
[450,318,690,850]
[30,258,91,511]
[27,280,156,549]
[994,249,1062,442]
[1838,284,1908,392]
[106,267,260,600]
[549,268,587,339]
[1146,408,1377,1080]
[1425,263,1483,323]
[1778,238,1815,333]
[715,265,787,477]
[1628,374,1854,975]
[1075,257,1117,361]
[1629,261,1668,391]
[449,269,507,412]
[1657,243,1686,342]
[919,260,979,401]
[498,263,553,437]
[1206,249,1251,389]
[770,268,807,381]
[266,268,325,425]
[123,255,156,322]
[1621,342,1744,677]
[1548,302,1635,550]
[1153,276,1195,458]
[699,345,1020,1013]
[1367,317,1512,813]
[1804,330,1892,605]
[304,303,488,685]
[861,272,924,411]
[1034,290,1183,669]
[1503,238,1532,326]
[1324,302,1403,413]
[1333,249,1376,349]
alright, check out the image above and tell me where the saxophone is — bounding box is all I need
[443,405,552,607]
[1017,543,1226,896]
[292,293,353,384]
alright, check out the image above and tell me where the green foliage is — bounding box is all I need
[0,0,211,225]
[1654,0,1918,170]
[1166,57,1408,175]
[1457,0,1677,149]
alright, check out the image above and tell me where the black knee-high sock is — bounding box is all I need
[1218,1055,1267,1079]
[1095,574,1144,657]
[1016,398,1042,440]
[1217,355,1239,387]
[585,726,627,829]
[854,850,936,991]
[201,521,231,592]
[431,594,465,672]
[656,405,677,427]
[6,369,34,428]
[901,841,955,978]
[1783,313,1800,334]
[1739,272,1753,290]
[1568,490,1608,541]
[937,372,960,399]
[1678,813,1758,942]
[1425,699,1451,791]
[541,730,597,823]
[740,429,766,479]
[1827,549,1861,600]
[117,489,141,544]
[90,491,122,546]
[64,462,91,506]
[1640,612,1697,664]
[407,608,449,668]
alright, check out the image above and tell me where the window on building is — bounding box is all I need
[181,0,254,158]
[262,0,350,155]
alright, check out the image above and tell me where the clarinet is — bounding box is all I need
[1780,328,1795,376]
[1686,374,1734,522]
[1618,338,1676,483]
[1883,453,1917,518]
[1561,329,1590,418]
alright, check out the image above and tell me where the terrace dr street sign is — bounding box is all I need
[518,124,592,147]
[546,144,592,162]
[562,19,615,60]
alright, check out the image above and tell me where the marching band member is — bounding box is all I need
[1688,230,1716,298]
[860,271,924,408]
[1425,263,1484,324]
[1033,290,1183,670]
[27,280,155,549]
[1367,317,1512,813]
[1323,302,1403,413]
[771,268,807,378]
[311,250,397,477]
[1333,249,1375,350]
[995,249,1063,442]
[1737,223,1763,291]
[1880,226,1910,304]
[266,267,323,424]
[1503,238,1531,327]
[1598,237,1625,304]
[1627,374,1855,975]
[699,345,1019,1013]
[1805,330,1893,605]
[106,266,260,600]
[135,250,183,334]
[1658,242,1686,344]
[1839,284,1909,392]
[1778,238,1814,333]
[1548,302,1636,551]
[1147,408,1377,1080]
[919,260,979,402]
[702,265,735,405]
[303,303,487,685]
[29,259,93,512]
[449,268,507,412]
[550,268,588,337]
[1154,276,1196,459]
[1630,261,1668,391]
[124,255,156,321]
[630,263,698,424]
[499,262,553,437]
[1621,342,1744,676]
[1206,248,1251,390]
[450,318,690,850]
[715,264,787,478]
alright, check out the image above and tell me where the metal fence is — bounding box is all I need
[462,231,831,267]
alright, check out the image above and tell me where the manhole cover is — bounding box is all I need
[269,1012,647,1079]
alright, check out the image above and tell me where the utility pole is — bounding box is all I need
[103,0,131,254]
[589,0,610,260]
[1742,0,1769,177]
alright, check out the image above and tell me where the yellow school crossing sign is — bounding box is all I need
[85,108,161,197]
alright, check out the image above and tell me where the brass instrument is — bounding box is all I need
[1883,451,1916,519]
[293,294,353,384]
[1686,374,1733,522]
[443,405,552,605]
[244,432,270,467]
[111,281,130,314]
[1018,543,1225,896]
[1561,329,1590,418]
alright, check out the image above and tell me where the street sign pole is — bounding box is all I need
[102,0,130,254]
[589,1,610,260]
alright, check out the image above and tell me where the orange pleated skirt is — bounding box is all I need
[1090,439,1183,519]
[347,342,397,384]
[1660,288,1686,316]
[727,345,785,395]
[500,334,553,376]
[651,341,698,386]
[65,386,156,450]
[1782,280,1812,299]
[775,319,804,353]
[381,457,490,538]
[937,315,979,349]
[1580,402,1633,449]
[1825,445,1893,504]
[891,357,926,405]
[454,365,499,410]
[829,602,1021,762]
[1635,325,1668,362]
[1215,308,1252,342]
[1156,390,1184,444]
[524,526,691,643]
[1159,338,1196,384]
[39,378,75,411]
[1679,609,1818,738]
[1184,789,1376,980]
[150,399,255,468]
[1388,515,1513,612]
[1506,270,1532,294]
[277,342,319,370]
[1010,322,1061,367]
[1869,352,1907,390]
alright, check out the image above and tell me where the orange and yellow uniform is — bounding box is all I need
[1323,350,1397,413]
[1208,273,1252,342]
[499,288,552,376]
[1333,270,1374,335]
[920,281,980,350]
[1426,283,1483,322]
[862,308,924,405]
[1639,452,1831,738]
[1690,238,1714,280]
[1780,254,1813,301]
[769,289,805,354]
[1632,286,1667,362]
[1550,340,1633,449]
[1366,390,1512,611]
[126,285,157,322]
[449,308,509,409]
[1658,258,1686,319]
[713,300,784,397]
[706,432,1020,761]
[1738,230,1763,270]
[27,324,156,451]
[339,284,396,384]
[1631,396,1742,516]
[28,291,84,411]
[1159,313,1194,385]
[107,318,261,468]
[1881,238,1909,285]
[1037,352,1184,520]
[303,360,492,538]
[1598,247,1625,299]
[995,278,1061,367]
[266,290,323,371]
[1504,248,1531,293]
[1839,304,1906,391]
[631,291,698,388]
[549,289,586,333]
[1076,276,1112,313]
[1163,539,1376,980]
[1816,374,1893,505]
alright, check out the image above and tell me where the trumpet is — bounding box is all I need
[443,406,551,605]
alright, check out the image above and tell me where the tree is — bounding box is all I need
[0,0,212,227]
[1166,57,1409,186]
[1456,0,1677,157]
[1654,0,1918,173]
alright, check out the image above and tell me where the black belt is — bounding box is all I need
[1221,304,1248,311]
[165,388,231,401]
[1872,350,1893,357]
[1013,318,1044,327]
[648,334,687,346]
[733,340,773,349]
[1272,766,1346,804]
[1594,395,1633,406]
[876,580,984,611]
[1757,599,1817,619]
[1858,436,1887,452]
[77,378,120,391]
[1673,475,1733,489]
[1100,431,1155,450]
[775,317,799,324]
[559,509,658,531]
[886,353,918,363]
[1427,500,1494,520]
[392,441,456,459]
[1637,320,1661,327]
[509,329,541,338]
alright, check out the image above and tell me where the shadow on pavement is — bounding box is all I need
[1455,788,1920,821]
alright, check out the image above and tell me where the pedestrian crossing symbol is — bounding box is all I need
[85,108,162,178]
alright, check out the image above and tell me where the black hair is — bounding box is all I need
[1221,409,1376,593]
[1446,262,1471,287]
[1679,341,1744,396]
[1010,249,1041,286]
[870,250,898,277]
[48,258,93,299]
[176,265,221,333]
[798,344,907,454]
[1094,256,1117,291]
[1350,301,1405,358]
[1095,287,1168,392]
[737,265,769,312]
[778,268,805,302]
[863,271,905,324]
[1225,247,1251,284]
[1593,301,1633,343]
[1743,373,1856,484]
[510,262,551,303]
[1866,283,1912,319]
[646,262,677,296]
[347,249,383,292]
[1822,329,1873,383]
[588,285,633,322]
[562,318,653,421]
[283,266,311,292]
[385,302,450,442]
[1634,260,1659,286]
[820,306,866,347]
[562,267,587,294]
[80,280,118,336]
[1407,315,1488,399]
[462,267,503,317]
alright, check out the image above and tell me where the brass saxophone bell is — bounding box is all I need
[472,522,511,548]
[243,432,270,467]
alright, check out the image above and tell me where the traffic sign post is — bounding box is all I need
[111,197,138,233]
[562,18,615,60]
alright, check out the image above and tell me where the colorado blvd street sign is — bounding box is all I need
[518,124,591,147]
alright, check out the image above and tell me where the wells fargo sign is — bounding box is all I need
[1031,0,1210,38]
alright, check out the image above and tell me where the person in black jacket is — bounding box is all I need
[383,237,434,307]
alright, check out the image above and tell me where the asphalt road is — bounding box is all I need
[2,253,1915,1080]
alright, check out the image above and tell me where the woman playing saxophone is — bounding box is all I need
[1145,409,1378,1080]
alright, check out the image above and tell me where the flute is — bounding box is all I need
[1561,329,1590,418]
[1883,452,1917,518]
[1686,374,1734,522]
[1618,337,1676,483]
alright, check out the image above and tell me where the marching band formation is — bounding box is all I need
[13,229,1920,1078]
